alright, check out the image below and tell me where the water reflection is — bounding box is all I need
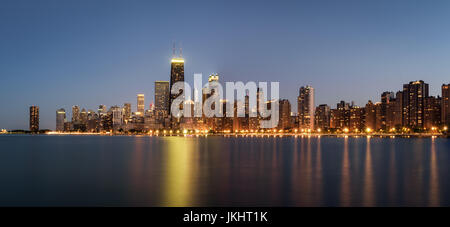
[362,137,375,206]
[340,137,351,206]
[1,135,448,206]
[160,137,197,206]
[429,138,439,206]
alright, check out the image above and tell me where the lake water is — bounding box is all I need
[0,135,449,206]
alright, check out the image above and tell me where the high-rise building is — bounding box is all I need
[424,96,441,130]
[375,102,383,130]
[98,105,107,116]
[111,106,123,129]
[380,92,395,130]
[402,80,429,129]
[349,105,364,132]
[123,103,131,119]
[298,86,315,130]
[80,108,88,126]
[56,108,66,132]
[137,94,145,115]
[279,99,291,130]
[155,81,170,119]
[337,101,351,130]
[30,106,39,132]
[442,84,450,126]
[72,105,80,123]
[87,110,99,132]
[364,100,376,131]
[169,56,185,115]
[315,104,330,131]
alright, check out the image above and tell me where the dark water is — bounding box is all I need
[0,135,449,207]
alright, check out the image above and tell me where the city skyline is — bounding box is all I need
[22,74,450,133]
[7,60,450,131]
[2,0,450,129]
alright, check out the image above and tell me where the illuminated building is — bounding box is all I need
[155,81,170,120]
[386,91,403,130]
[330,109,339,129]
[87,110,99,132]
[169,55,185,115]
[337,101,350,129]
[298,86,315,130]
[72,105,80,124]
[137,94,145,116]
[279,99,291,130]
[80,108,88,126]
[56,108,66,132]
[349,105,364,131]
[123,103,131,119]
[375,102,382,130]
[424,96,441,130]
[98,105,107,116]
[365,100,377,131]
[443,84,450,126]
[29,106,39,132]
[315,104,330,130]
[380,92,395,130]
[111,105,123,130]
[402,80,429,129]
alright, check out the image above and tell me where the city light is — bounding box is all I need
[171,58,184,63]
[366,128,372,133]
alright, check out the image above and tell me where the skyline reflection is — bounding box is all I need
[0,135,448,206]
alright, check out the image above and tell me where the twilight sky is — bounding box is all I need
[1,0,450,130]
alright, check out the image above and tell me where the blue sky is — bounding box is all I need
[1,0,450,129]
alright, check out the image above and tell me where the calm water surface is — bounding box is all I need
[0,135,449,206]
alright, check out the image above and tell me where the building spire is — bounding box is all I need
[172,42,176,58]
[179,42,183,58]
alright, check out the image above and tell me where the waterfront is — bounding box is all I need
[0,135,449,206]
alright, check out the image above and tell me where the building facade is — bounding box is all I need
[30,106,39,132]
[56,108,66,132]
[297,86,315,130]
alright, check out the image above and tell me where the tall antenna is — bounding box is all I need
[179,41,183,58]
[172,42,176,57]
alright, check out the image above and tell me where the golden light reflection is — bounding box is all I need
[429,138,439,206]
[363,137,375,206]
[340,136,351,206]
[160,137,196,206]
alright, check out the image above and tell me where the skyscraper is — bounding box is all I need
[349,105,364,132]
[424,96,441,130]
[365,100,376,131]
[279,99,291,130]
[111,105,123,130]
[30,106,39,132]
[72,105,80,123]
[169,56,185,114]
[56,108,66,132]
[315,104,330,130]
[98,105,107,116]
[155,81,170,119]
[137,94,145,115]
[80,108,88,126]
[402,80,429,129]
[380,91,395,130]
[298,86,315,130]
[442,84,450,126]
[123,103,131,119]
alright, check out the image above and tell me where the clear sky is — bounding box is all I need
[1,0,450,130]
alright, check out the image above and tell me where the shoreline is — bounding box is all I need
[2,132,448,138]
